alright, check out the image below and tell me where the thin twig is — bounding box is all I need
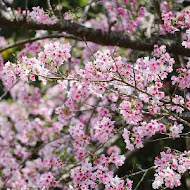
[122,166,156,179]
[47,0,56,17]
[0,33,82,53]
[134,169,148,190]
[0,80,19,100]
[83,36,96,60]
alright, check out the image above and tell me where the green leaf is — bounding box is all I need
[79,0,88,7]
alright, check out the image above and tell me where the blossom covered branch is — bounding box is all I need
[0,0,189,190]
[0,12,190,56]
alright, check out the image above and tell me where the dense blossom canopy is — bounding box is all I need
[0,0,189,189]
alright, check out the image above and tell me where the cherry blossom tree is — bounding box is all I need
[0,0,189,189]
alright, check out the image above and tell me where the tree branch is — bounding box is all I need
[122,166,156,179]
[0,33,82,53]
[0,16,189,56]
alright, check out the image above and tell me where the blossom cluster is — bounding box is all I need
[153,149,190,189]
[0,39,189,189]
[103,0,146,33]
[171,60,190,89]
[70,154,131,190]
[159,9,190,49]
[122,120,183,151]
[1,41,71,88]
[28,6,57,24]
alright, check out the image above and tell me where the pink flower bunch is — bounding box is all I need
[38,41,71,68]
[177,10,190,29]
[1,41,71,88]
[67,81,89,103]
[10,82,41,105]
[171,60,190,89]
[55,98,77,124]
[70,153,129,190]
[168,122,184,138]
[29,6,57,24]
[41,157,64,170]
[153,149,190,189]
[78,50,115,82]
[161,11,179,34]
[166,95,185,114]
[1,61,17,88]
[38,172,58,189]
[119,99,143,125]
[123,119,184,151]
[160,9,190,50]
[103,0,146,33]
[94,117,115,143]
[69,119,90,150]
[1,57,49,88]
[17,42,41,60]
[137,45,174,82]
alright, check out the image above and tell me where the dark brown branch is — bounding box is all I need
[0,16,190,56]
[0,33,82,53]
